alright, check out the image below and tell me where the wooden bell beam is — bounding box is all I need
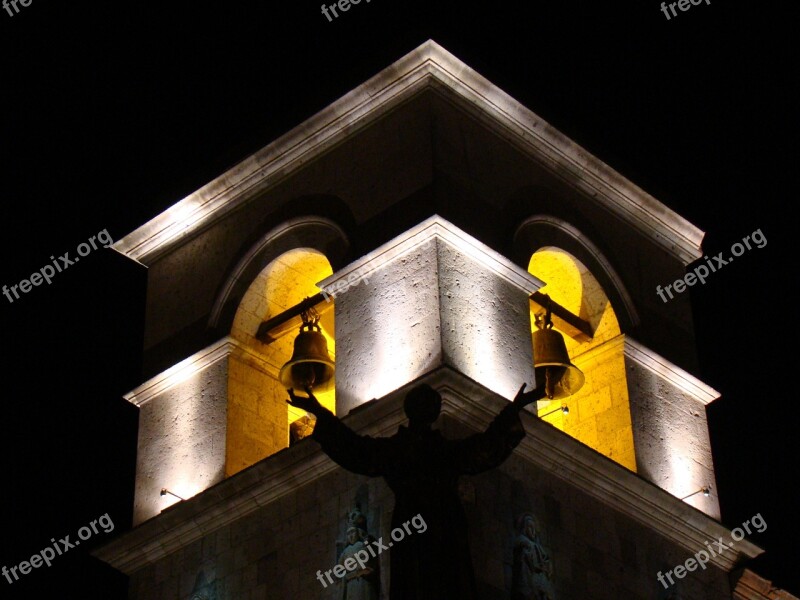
[530,291,593,343]
[256,293,333,344]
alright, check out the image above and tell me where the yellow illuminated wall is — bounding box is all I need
[227,249,335,476]
[530,248,636,471]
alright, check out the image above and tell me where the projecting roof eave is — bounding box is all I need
[113,40,705,266]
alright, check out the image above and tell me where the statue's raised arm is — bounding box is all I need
[451,383,546,475]
[287,387,388,476]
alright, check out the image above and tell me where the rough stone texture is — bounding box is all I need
[626,355,720,519]
[132,337,296,526]
[134,358,228,526]
[226,352,287,477]
[138,97,434,375]
[331,233,537,416]
[438,239,537,403]
[128,468,396,600]
[558,335,637,472]
[467,447,732,600]
[107,44,740,598]
[331,237,442,415]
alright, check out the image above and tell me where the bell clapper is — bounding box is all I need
[545,367,554,400]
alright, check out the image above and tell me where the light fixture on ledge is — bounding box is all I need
[540,405,569,419]
[680,487,711,500]
[160,488,185,501]
[279,308,335,393]
[532,295,585,399]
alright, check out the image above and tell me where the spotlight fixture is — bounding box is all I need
[539,405,569,419]
[160,488,185,501]
[680,486,711,500]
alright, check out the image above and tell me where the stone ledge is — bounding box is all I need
[94,366,759,576]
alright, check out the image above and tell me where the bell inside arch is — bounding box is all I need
[533,311,585,400]
[279,321,335,393]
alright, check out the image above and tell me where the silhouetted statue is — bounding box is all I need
[287,382,545,600]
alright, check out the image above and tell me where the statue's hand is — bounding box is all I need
[286,386,323,415]
[512,383,546,408]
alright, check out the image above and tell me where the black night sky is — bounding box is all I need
[0,1,795,598]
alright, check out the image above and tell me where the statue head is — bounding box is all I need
[348,507,367,530]
[346,526,360,544]
[516,513,539,540]
[404,384,442,428]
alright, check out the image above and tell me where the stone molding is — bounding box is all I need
[98,367,757,576]
[732,569,800,600]
[124,336,277,407]
[316,214,544,296]
[112,40,704,265]
[624,336,721,405]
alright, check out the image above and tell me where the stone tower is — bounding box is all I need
[94,41,787,599]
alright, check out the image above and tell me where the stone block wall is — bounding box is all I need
[126,414,733,599]
[226,352,288,477]
[545,335,637,472]
[128,468,396,599]
[132,356,229,526]
[625,340,720,519]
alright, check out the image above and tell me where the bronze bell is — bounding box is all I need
[532,325,585,400]
[279,321,335,392]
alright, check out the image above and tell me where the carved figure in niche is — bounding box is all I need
[188,569,217,600]
[287,382,546,599]
[512,513,555,600]
[336,507,380,600]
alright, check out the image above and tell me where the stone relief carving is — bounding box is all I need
[511,513,555,600]
[335,506,380,600]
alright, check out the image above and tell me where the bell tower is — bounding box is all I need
[94,41,784,599]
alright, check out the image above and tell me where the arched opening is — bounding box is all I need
[226,248,336,476]
[529,247,636,471]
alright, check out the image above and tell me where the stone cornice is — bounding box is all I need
[123,336,278,407]
[96,367,754,576]
[624,336,721,405]
[94,389,407,574]
[316,214,545,296]
[431,370,760,572]
[112,40,704,265]
[732,569,800,600]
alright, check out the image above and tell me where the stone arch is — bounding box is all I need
[513,214,639,331]
[518,219,638,472]
[209,214,349,334]
[208,215,347,476]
